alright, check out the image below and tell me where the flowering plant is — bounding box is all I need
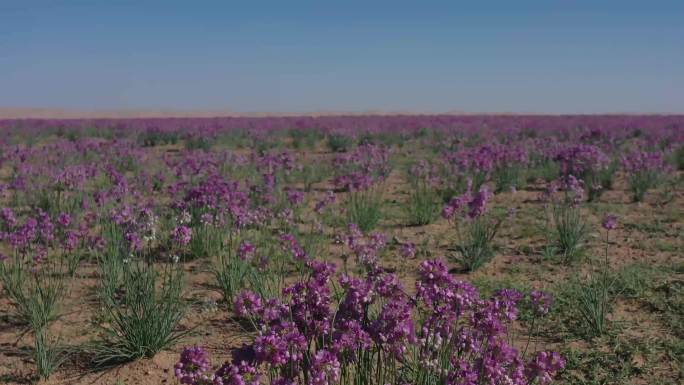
[443,186,505,271]
[621,149,669,202]
[177,257,564,385]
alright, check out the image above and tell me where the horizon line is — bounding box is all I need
[1,107,683,120]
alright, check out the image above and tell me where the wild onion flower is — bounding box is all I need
[175,346,211,384]
[370,297,416,357]
[238,241,256,261]
[62,230,79,251]
[1,207,17,228]
[254,323,307,366]
[233,290,263,319]
[286,188,305,206]
[442,184,494,221]
[529,290,553,316]
[213,361,261,385]
[172,225,192,246]
[601,214,617,231]
[279,233,309,262]
[57,212,71,227]
[525,351,566,385]
[400,242,416,259]
[308,349,340,385]
[314,191,336,213]
[467,185,492,218]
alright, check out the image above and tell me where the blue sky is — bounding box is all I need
[1,1,682,113]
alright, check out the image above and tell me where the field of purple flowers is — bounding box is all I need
[0,115,682,385]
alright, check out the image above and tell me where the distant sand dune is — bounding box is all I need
[0,108,485,119]
[0,108,666,120]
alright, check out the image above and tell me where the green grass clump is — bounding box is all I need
[91,262,186,366]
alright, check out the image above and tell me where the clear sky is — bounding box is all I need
[1,0,682,114]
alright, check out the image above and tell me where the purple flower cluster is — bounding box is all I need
[530,290,553,316]
[333,144,390,191]
[183,256,564,385]
[280,233,309,262]
[620,149,669,174]
[601,214,618,231]
[175,345,261,385]
[314,191,336,213]
[543,175,585,206]
[337,223,386,269]
[173,225,192,246]
[238,241,256,261]
[442,185,492,220]
[553,144,609,177]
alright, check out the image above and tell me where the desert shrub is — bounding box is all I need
[405,179,440,225]
[137,129,179,147]
[566,214,617,338]
[212,234,264,306]
[526,158,560,183]
[289,163,332,192]
[443,186,505,271]
[185,134,214,151]
[289,128,322,149]
[405,163,440,225]
[622,150,668,202]
[327,133,353,152]
[0,256,64,330]
[346,186,383,232]
[549,203,588,263]
[597,159,618,191]
[34,330,66,380]
[493,162,526,193]
[543,176,589,263]
[0,255,67,379]
[92,262,186,366]
[673,143,684,170]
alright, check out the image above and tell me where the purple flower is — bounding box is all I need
[400,242,416,259]
[314,191,336,213]
[467,185,492,218]
[1,207,17,228]
[172,225,192,246]
[124,231,142,251]
[554,144,609,177]
[57,212,71,227]
[280,233,309,262]
[238,241,256,261]
[308,349,340,385]
[442,186,492,220]
[214,361,261,385]
[530,290,553,316]
[370,297,416,357]
[441,204,455,220]
[525,351,566,385]
[621,149,669,174]
[175,346,210,384]
[233,290,263,319]
[602,214,617,230]
[331,319,371,355]
[253,323,306,366]
[286,188,304,206]
[63,230,79,251]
